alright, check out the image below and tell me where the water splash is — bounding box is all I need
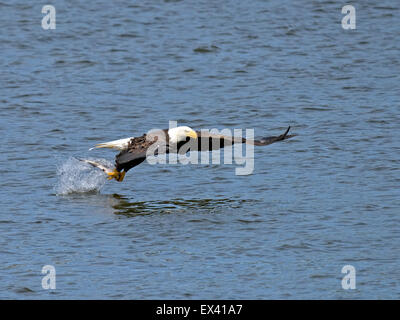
[55,157,113,195]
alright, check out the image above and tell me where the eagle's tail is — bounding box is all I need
[89,137,133,151]
[79,159,125,182]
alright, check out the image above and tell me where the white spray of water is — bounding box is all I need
[55,157,113,195]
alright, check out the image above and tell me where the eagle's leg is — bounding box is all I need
[107,169,126,182]
[118,171,126,182]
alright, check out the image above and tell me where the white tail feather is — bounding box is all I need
[89,137,133,151]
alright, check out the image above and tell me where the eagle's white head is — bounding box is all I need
[168,126,198,144]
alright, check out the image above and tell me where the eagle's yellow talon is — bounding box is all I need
[107,169,125,182]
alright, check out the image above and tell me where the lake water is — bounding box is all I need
[0,0,399,299]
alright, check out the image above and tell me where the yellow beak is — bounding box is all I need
[187,130,198,139]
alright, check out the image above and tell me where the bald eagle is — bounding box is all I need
[82,126,295,182]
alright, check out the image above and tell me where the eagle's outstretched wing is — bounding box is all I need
[182,126,296,151]
[117,126,296,171]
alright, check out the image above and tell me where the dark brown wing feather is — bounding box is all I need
[115,129,169,172]
[251,126,297,146]
[115,136,148,172]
